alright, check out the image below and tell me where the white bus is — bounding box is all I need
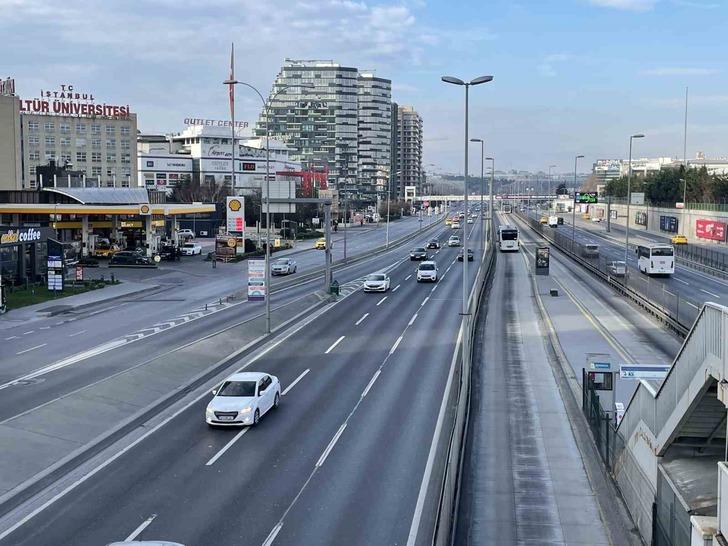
[498,225,519,252]
[636,243,675,275]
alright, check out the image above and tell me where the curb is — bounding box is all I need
[35,284,162,317]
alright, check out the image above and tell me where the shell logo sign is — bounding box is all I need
[228,198,242,212]
[139,204,151,216]
[226,196,245,234]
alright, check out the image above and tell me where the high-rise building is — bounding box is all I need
[357,73,391,201]
[396,106,423,197]
[389,100,399,199]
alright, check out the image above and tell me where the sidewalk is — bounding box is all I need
[0,281,160,329]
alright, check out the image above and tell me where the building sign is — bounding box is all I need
[635,211,648,226]
[659,215,678,233]
[226,196,245,233]
[631,192,645,205]
[535,246,550,275]
[19,84,130,119]
[0,227,44,245]
[696,219,727,242]
[0,77,15,96]
[574,192,598,204]
[184,118,249,129]
[247,258,266,301]
[47,255,64,291]
[242,162,256,171]
[619,364,670,380]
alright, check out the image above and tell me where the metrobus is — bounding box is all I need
[498,225,519,252]
[636,243,675,275]
[502,203,513,214]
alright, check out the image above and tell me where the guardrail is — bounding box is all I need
[432,240,497,545]
[515,211,690,338]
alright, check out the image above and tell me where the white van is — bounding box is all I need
[548,216,558,228]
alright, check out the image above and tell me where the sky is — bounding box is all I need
[2,0,727,175]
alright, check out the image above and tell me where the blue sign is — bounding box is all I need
[591,362,611,370]
[620,364,670,379]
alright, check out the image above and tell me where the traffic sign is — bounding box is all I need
[619,364,670,379]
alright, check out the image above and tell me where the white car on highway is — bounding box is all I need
[448,235,461,247]
[206,372,281,426]
[180,242,202,255]
[416,261,438,282]
[271,257,297,275]
[363,273,390,292]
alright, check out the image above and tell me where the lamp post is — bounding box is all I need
[625,134,645,265]
[486,157,494,246]
[571,155,584,253]
[442,74,493,325]
[223,77,314,334]
[470,138,486,256]
[548,164,556,207]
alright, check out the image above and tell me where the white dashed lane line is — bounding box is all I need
[355,313,369,326]
[408,313,418,326]
[205,429,250,466]
[282,369,310,396]
[673,277,689,285]
[5,336,18,341]
[124,514,158,542]
[316,424,347,467]
[325,336,346,354]
[376,296,388,306]
[405,274,412,281]
[16,343,47,355]
[421,296,429,307]
[68,330,86,337]
[392,284,400,292]
[701,288,720,298]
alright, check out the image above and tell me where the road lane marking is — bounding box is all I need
[701,288,720,298]
[68,330,86,337]
[674,277,689,285]
[361,370,381,398]
[16,343,47,355]
[4,336,18,341]
[205,428,250,466]
[408,313,418,326]
[421,296,429,307]
[686,301,700,310]
[405,274,412,280]
[262,522,283,546]
[39,326,50,330]
[125,514,158,541]
[376,296,388,306]
[431,284,438,292]
[22,331,33,335]
[389,335,403,355]
[355,313,369,326]
[324,335,346,354]
[283,369,310,396]
[393,284,400,292]
[316,423,347,467]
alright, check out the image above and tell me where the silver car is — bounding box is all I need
[607,260,626,277]
[271,257,297,275]
[363,273,390,292]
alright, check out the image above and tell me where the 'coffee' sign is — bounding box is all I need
[0,228,43,245]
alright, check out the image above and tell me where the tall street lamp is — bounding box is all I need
[571,155,584,252]
[470,138,486,256]
[548,164,556,202]
[442,74,493,329]
[486,157,495,245]
[625,134,645,265]
[224,77,314,334]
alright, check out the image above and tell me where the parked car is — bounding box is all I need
[178,229,195,240]
[416,261,438,282]
[181,242,203,256]
[109,251,153,267]
[92,239,120,258]
[271,257,297,275]
[410,247,428,260]
[671,234,688,245]
[458,248,474,261]
[206,372,280,427]
[607,260,627,277]
[363,273,390,292]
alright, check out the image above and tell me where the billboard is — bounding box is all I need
[659,215,678,233]
[226,196,245,233]
[247,258,266,301]
[574,192,598,204]
[696,219,727,242]
[635,211,648,226]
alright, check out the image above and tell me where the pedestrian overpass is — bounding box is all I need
[412,194,554,203]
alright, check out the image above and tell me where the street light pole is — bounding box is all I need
[470,138,485,257]
[442,74,493,326]
[625,134,645,265]
[571,155,584,253]
[486,157,494,246]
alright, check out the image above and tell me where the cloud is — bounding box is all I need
[671,0,720,7]
[642,67,720,76]
[392,82,419,93]
[588,0,658,10]
[538,53,575,77]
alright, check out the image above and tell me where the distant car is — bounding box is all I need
[548,216,558,228]
[109,251,153,266]
[410,247,428,260]
[466,218,474,224]
[315,238,328,250]
[271,257,297,275]
[557,217,564,225]
[445,218,453,226]
[363,273,390,292]
[591,216,602,223]
[92,239,120,258]
[671,234,688,245]
[539,216,548,224]
[178,229,195,240]
[181,242,202,256]
[451,221,461,229]
[448,235,461,247]
[582,244,600,258]
[607,260,627,277]
[206,372,281,427]
[427,239,440,249]
[458,248,474,261]
[416,261,438,282]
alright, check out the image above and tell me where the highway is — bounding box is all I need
[0,212,484,545]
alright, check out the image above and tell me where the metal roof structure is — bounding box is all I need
[43,187,150,205]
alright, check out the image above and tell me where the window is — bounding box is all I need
[120,125,130,136]
[120,140,130,150]
[60,153,71,163]
[106,139,116,149]
[44,121,55,132]
[76,151,87,162]
[28,135,39,146]
[45,151,56,160]
[76,138,87,148]
[106,179,115,188]
[121,177,130,188]
[107,153,116,163]
[106,168,114,176]
[59,123,70,134]
[28,121,39,132]
[28,150,40,161]
[121,153,130,164]
[92,139,101,149]
[91,152,101,163]
[105,125,116,136]
[91,124,101,134]
[76,123,86,135]
[29,166,36,174]
[60,136,71,147]
[92,166,102,176]
[45,135,55,147]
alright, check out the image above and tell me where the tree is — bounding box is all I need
[555,183,569,195]
[171,176,231,204]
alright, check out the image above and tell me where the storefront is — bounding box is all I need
[0,226,53,284]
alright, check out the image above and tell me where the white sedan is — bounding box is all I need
[363,273,390,292]
[181,242,202,255]
[206,372,281,426]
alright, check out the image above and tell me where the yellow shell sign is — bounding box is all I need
[139,204,151,215]
[228,199,242,212]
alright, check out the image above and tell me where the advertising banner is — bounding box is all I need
[659,215,678,233]
[630,192,645,205]
[535,246,550,276]
[226,196,245,234]
[247,258,266,301]
[574,192,598,204]
[635,212,648,226]
[47,255,64,291]
[696,219,727,242]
